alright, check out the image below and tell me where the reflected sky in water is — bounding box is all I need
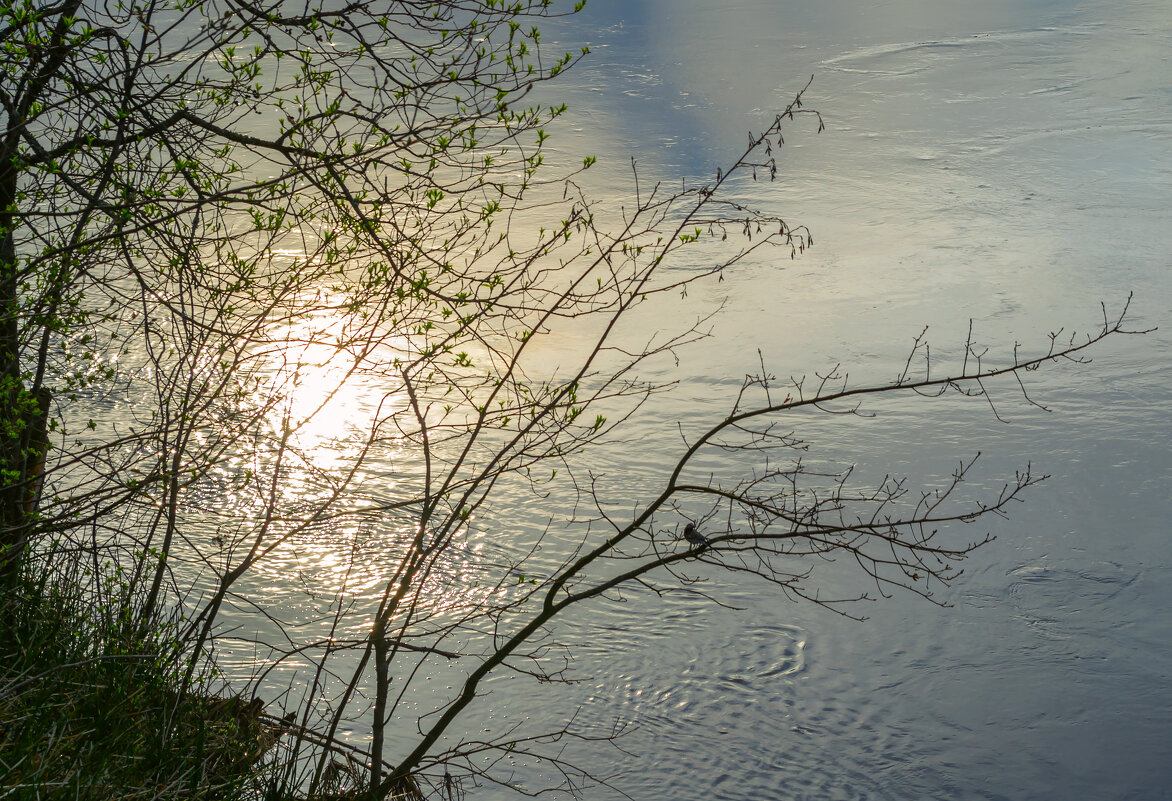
[474,2,1171,799]
[187,1,1170,798]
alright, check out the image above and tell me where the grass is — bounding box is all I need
[0,556,272,800]
[0,534,442,801]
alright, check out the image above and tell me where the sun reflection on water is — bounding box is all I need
[211,294,524,629]
[265,307,379,460]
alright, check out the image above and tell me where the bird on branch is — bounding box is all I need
[683,522,710,548]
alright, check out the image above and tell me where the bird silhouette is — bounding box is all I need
[683,522,710,548]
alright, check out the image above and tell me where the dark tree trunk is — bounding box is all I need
[0,153,26,584]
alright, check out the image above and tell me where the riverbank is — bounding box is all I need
[0,564,275,799]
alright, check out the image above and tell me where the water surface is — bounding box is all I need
[479,2,1172,798]
[170,1,1170,798]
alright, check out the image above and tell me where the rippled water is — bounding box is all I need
[166,1,1170,798]
[453,2,1171,799]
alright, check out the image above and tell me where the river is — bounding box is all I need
[464,2,1172,798]
[174,1,1172,798]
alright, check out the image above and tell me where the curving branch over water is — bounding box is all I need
[0,0,1148,797]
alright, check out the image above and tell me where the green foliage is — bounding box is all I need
[0,554,274,799]
[0,0,595,572]
[0,0,842,797]
[0,0,614,792]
